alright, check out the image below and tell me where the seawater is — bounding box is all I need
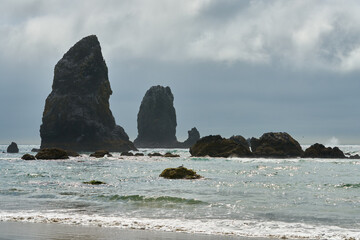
[0,145,360,239]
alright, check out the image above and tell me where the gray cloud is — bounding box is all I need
[0,0,359,144]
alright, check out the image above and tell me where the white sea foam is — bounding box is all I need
[0,211,359,240]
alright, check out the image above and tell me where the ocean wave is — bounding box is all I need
[336,183,360,189]
[0,211,359,240]
[98,194,206,205]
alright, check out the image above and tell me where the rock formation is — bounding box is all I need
[250,132,303,158]
[35,148,69,160]
[7,142,19,153]
[134,85,200,148]
[40,35,136,152]
[21,154,36,160]
[159,166,202,179]
[230,135,250,150]
[303,143,346,158]
[190,135,252,158]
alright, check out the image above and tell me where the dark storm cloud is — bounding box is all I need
[0,0,359,144]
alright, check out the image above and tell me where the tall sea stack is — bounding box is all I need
[134,85,200,148]
[40,35,136,152]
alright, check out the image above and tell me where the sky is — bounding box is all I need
[0,0,359,145]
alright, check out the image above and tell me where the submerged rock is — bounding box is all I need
[251,132,303,158]
[21,154,36,160]
[35,148,69,160]
[121,152,134,156]
[90,150,112,158]
[40,35,136,152]
[159,166,202,179]
[83,180,106,185]
[148,152,163,157]
[181,127,201,148]
[163,152,180,158]
[303,143,346,158]
[134,153,144,156]
[190,135,252,158]
[7,142,19,153]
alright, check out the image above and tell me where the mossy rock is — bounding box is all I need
[35,148,69,160]
[21,154,36,160]
[159,166,202,179]
[83,180,106,185]
[90,150,112,158]
[121,151,134,156]
[148,152,163,157]
[163,152,180,158]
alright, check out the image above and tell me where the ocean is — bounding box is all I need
[0,145,359,239]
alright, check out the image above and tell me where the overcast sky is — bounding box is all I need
[0,0,359,145]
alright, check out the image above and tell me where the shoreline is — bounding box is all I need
[0,221,266,240]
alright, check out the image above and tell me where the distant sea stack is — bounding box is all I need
[40,35,136,152]
[134,85,200,148]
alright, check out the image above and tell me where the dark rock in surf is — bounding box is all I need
[349,154,360,159]
[251,132,303,158]
[39,35,136,152]
[163,152,180,158]
[159,166,202,179]
[181,127,200,148]
[21,154,36,160]
[31,148,40,152]
[121,151,134,156]
[303,143,346,158]
[230,135,250,150]
[7,142,19,153]
[35,148,69,160]
[190,135,252,158]
[90,150,112,158]
[148,152,163,157]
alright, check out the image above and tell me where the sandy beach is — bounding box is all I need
[0,221,259,240]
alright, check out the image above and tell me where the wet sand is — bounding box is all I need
[0,221,260,240]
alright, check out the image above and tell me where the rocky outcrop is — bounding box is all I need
[250,132,303,158]
[21,154,36,160]
[181,127,200,148]
[7,142,19,153]
[134,85,200,148]
[159,166,202,179]
[40,35,136,152]
[90,150,112,158]
[303,143,346,158]
[35,148,69,160]
[230,135,250,150]
[190,135,252,158]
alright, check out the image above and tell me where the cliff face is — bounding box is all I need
[40,35,136,152]
[134,86,200,148]
[134,86,178,148]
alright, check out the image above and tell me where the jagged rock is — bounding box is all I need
[7,142,19,153]
[159,166,202,179]
[251,132,303,158]
[90,150,112,158]
[230,135,250,150]
[121,152,134,156]
[190,135,253,158]
[182,127,200,148]
[134,86,178,148]
[35,148,69,160]
[21,154,36,160]
[163,152,180,158]
[39,35,136,152]
[349,154,360,159]
[148,152,163,157]
[303,143,346,158]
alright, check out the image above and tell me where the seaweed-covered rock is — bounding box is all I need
[190,135,253,158]
[90,150,112,158]
[303,143,346,158]
[40,35,136,152]
[134,86,178,148]
[21,154,36,160]
[163,152,180,158]
[35,148,69,160]
[251,132,303,158]
[182,127,201,148]
[121,152,134,156]
[7,142,19,153]
[159,166,202,179]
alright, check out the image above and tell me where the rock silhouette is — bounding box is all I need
[303,143,345,158]
[134,85,200,148]
[7,142,19,153]
[39,35,136,152]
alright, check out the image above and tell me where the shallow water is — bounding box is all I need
[0,145,360,239]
